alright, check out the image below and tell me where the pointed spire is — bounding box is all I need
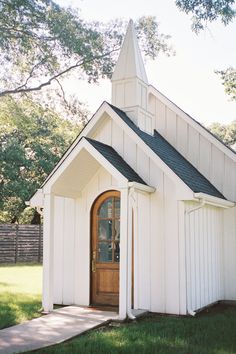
[112,19,148,83]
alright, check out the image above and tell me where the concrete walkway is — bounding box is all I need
[0,306,118,354]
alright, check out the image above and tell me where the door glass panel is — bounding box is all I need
[114,198,120,217]
[98,219,112,241]
[114,219,120,241]
[114,242,120,262]
[97,242,112,262]
[98,198,113,218]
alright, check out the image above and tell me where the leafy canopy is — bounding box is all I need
[0,96,81,223]
[175,0,236,32]
[207,120,236,147]
[0,0,174,97]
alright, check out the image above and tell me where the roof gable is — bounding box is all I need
[109,103,226,200]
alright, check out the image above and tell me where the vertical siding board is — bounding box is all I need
[186,203,224,312]
[149,162,165,312]
[53,196,64,304]
[223,207,236,300]
[76,191,90,306]
[136,146,149,184]
[166,108,177,147]
[62,198,75,305]
[188,127,199,169]
[176,117,188,157]
[111,121,124,157]
[211,146,224,193]
[136,192,151,310]
[164,175,180,314]
[124,134,136,171]
[195,210,201,310]
[199,136,211,179]
[155,99,166,136]
[178,201,187,315]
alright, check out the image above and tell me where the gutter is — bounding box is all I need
[128,182,156,193]
[194,193,235,209]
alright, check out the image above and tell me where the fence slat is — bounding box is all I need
[0,224,43,263]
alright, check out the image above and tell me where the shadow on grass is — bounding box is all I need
[0,292,41,329]
[34,304,236,354]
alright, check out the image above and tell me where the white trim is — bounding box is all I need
[42,193,54,313]
[42,137,129,194]
[119,187,129,319]
[29,188,44,207]
[41,102,109,188]
[128,182,155,193]
[193,193,235,208]
[148,85,236,162]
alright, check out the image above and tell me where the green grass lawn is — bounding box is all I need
[34,304,236,354]
[0,263,42,329]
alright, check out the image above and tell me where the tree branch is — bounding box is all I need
[0,48,119,97]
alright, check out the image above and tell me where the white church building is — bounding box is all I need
[30,20,236,319]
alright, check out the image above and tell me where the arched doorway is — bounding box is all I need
[90,190,120,306]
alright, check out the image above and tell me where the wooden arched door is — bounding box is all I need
[90,191,120,306]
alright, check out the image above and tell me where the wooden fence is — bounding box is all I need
[0,224,43,263]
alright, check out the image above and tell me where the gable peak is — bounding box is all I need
[112,19,148,83]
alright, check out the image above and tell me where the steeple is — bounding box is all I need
[111,20,152,133]
[112,20,148,83]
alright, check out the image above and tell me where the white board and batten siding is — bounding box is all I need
[185,202,224,312]
[223,206,236,301]
[92,118,188,315]
[148,93,236,202]
[53,196,76,305]
[53,167,118,306]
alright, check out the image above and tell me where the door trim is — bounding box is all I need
[90,190,120,307]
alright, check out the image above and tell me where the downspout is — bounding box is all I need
[126,187,136,320]
[185,198,205,316]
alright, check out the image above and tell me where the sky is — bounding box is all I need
[56,0,236,125]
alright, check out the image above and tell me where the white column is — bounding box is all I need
[42,192,54,313]
[119,187,129,319]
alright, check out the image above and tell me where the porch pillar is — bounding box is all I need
[119,187,129,319]
[42,192,54,313]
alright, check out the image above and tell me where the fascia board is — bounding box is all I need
[41,101,109,188]
[194,192,235,208]
[149,85,236,162]
[29,188,43,207]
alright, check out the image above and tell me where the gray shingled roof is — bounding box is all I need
[109,103,226,200]
[85,137,146,185]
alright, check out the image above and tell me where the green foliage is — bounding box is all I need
[207,120,236,146]
[175,0,236,32]
[0,96,81,223]
[216,67,236,100]
[0,263,42,329]
[0,1,173,96]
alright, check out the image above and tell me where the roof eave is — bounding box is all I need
[194,192,235,208]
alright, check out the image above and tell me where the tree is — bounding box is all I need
[216,67,236,100]
[0,0,173,97]
[175,0,236,32]
[207,120,236,146]
[175,0,236,100]
[0,96,82,223]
